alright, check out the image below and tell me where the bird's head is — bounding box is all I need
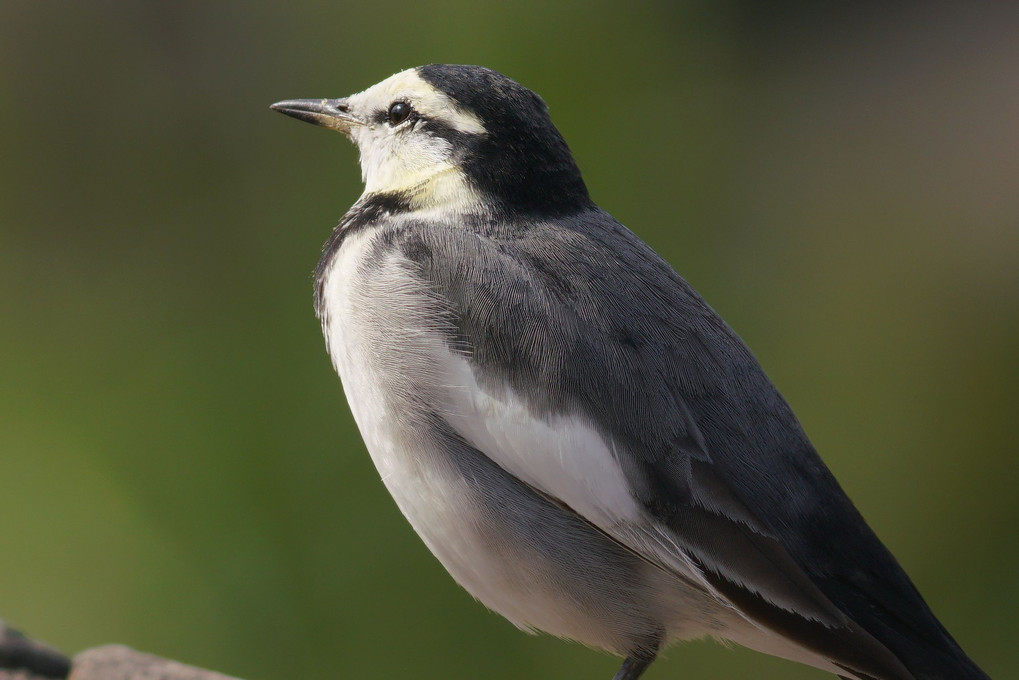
[271,65,592,216]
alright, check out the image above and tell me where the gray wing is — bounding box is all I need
[390,209,979,680]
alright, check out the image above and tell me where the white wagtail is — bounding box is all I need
[270,65,988,680]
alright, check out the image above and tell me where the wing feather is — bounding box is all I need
[391,215,920,680]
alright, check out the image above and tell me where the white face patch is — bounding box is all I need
[342,69,486,208]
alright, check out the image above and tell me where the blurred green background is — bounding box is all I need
[1,2,1016,679]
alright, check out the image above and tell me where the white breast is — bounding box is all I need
[319,225,643,531]
[316,228,666,649]
[319,230,538,612]
[318,228,447,486]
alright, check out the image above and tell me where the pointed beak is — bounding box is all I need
[269,98,362,134]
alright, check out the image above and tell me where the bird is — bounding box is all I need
[270,65,989,680]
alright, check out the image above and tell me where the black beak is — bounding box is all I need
[269,98,361,133]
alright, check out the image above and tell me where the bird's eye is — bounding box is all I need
[388,101,412,126]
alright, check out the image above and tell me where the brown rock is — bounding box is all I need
[69,646,242,680]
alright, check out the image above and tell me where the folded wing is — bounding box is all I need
[389,213,967,680]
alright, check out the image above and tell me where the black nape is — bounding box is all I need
[417,64,593,217]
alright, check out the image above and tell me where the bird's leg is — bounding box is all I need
[611,628,661,680]
[611,652,656,680]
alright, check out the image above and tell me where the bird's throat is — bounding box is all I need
[404,166,482,213]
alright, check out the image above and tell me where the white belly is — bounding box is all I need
[318,231,590,638]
